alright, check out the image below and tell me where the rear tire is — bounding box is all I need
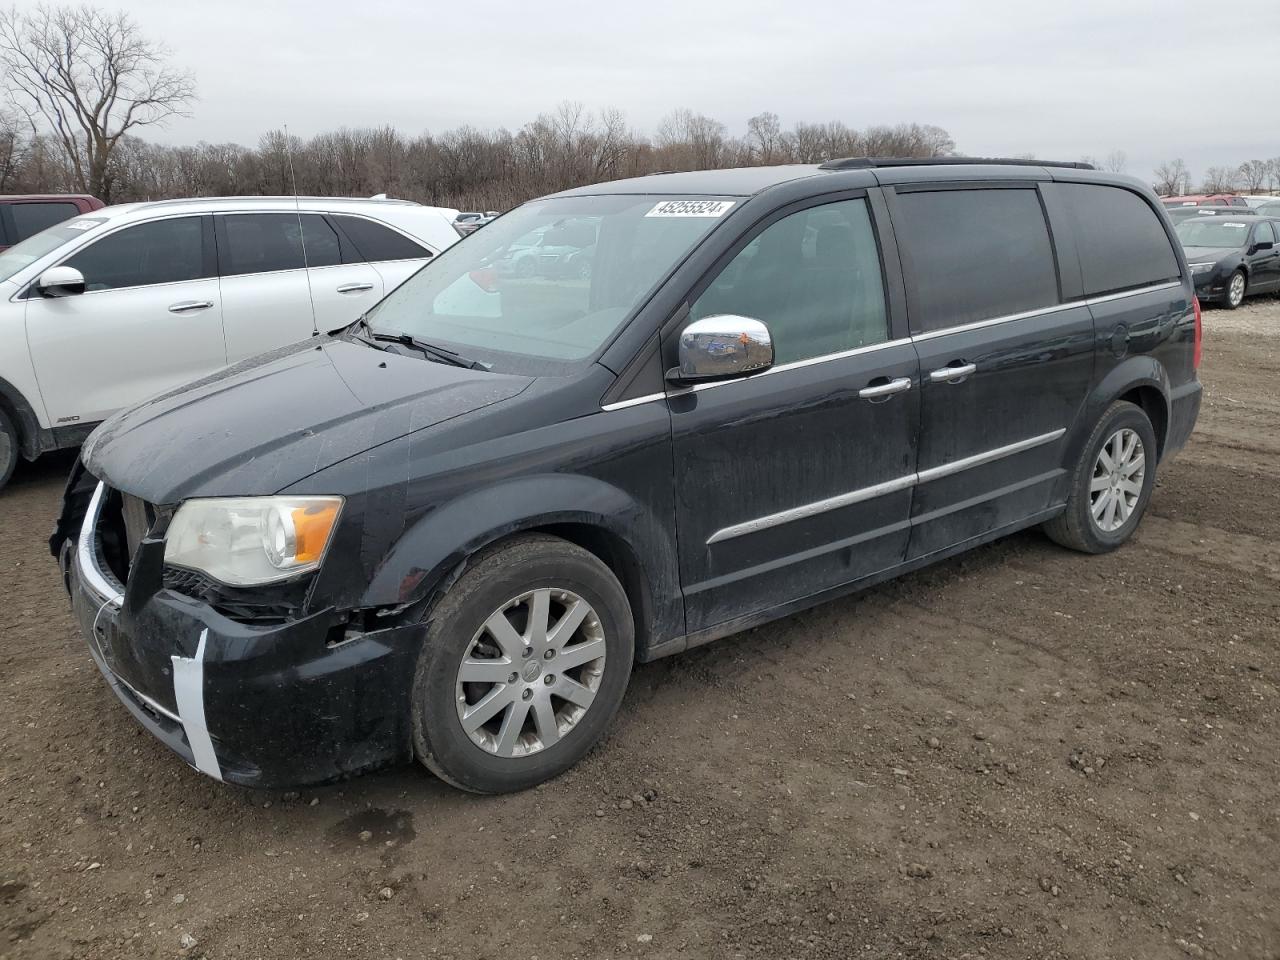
[0,408,18,493]
[410,533,634,794]
[1221,269,1246,309]
[1043,401,1157,554]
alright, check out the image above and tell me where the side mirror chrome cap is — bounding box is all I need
[673,315,773,383]
[37,265,86,298]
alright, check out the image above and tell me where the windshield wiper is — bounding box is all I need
[370,331,489,370]
[337,316,488,371]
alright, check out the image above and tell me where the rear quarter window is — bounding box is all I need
[1057,183,1180,296]
[8,201,81,241]
[893,187,1060,332]
[333,215,429,262]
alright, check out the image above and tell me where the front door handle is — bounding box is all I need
[336,282,375,294]
[168,300,214,313]
[858,377,913,400]
[929,362,977,383]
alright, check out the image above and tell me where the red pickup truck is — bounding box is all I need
[0,194,104,250]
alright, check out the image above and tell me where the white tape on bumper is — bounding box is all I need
[171,629,223,781]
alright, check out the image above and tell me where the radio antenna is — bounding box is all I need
[284,123,319,338]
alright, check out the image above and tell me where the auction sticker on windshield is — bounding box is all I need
[645,200,735,218]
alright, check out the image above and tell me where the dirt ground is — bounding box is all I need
[3,297,1279,960]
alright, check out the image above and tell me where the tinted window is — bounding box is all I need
[691,199,888,364]
[220,213,343,275]
[1057,184,1181,296]
[334,215,428,261]
[894,188,1058,331]
[64,217,205,291]
[9,201,80,241]
[1255,222,1276,244]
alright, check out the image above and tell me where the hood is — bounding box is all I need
[83,337,532,503]
[1181,245,1241,262]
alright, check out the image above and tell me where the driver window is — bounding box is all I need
[1256,222,1276,245]
[690,198,888,365]
[63,217,206,292]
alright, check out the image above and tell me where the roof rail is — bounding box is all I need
[817,156,1096,171]
[132,195,422,211]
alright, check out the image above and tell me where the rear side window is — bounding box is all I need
[1057,184,1180,296]
[894,188,1059,331]
[220,213,343,275]
[64,217,206,291]
[9,201,81,241]
[333,215,429,262]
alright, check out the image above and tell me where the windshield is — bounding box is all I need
[363,194,737,374]
[1175,219,1252,248]
[0,216,107,284]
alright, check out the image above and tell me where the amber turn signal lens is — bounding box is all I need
[292,503,340,564]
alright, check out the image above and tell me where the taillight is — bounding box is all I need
[1192,295,1202,369]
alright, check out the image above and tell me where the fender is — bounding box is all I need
[0,373,52,460]
[358,472,684,658]
[1063,354,1171,473]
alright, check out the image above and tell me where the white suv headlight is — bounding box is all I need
[164,497,343,587]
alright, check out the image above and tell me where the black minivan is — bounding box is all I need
[53,159,1202,793]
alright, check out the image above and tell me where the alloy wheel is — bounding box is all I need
[454,588,606,758]
[1228,272,1246,307]
[1089,427,1145,533]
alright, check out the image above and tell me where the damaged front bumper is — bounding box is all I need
[63,481,421,790]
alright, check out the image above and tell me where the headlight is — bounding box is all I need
[1189,262,1217,275]
[164,497,343,587]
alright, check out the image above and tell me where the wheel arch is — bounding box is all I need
[1071,356,1172,469]
[355,474,682,660]
[0,373,50,461]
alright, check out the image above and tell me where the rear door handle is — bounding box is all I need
[168,300,214,313]
[858,377,913,399]
[336,282,374,294]
[929,362,977,383]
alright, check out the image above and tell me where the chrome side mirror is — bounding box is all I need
[37,265,86,298]
[672,315,773,383]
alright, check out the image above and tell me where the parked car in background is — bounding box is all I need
[1165,205,1258,223]
[0,194,103,250]
[1162,194,1249,208]
[1256,201,1280,217]
[53,158,1200,793]
[1242,196,1279,209]
[1175,216,1280,308]
[453,211,500,236]
[0,196,459,490]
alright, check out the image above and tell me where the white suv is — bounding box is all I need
[0,196,460,490]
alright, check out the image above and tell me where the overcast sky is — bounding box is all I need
[61,0,1280,184]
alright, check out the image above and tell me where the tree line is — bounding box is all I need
[0,101,956,211]
[1152,158,1280,197]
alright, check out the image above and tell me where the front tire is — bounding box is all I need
[410,534,634,793]
[0,408,18,493]
[1043,401,1158,554]
[1222,269,1246,309]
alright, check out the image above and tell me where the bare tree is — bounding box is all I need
[1153,159,1190,196]
[0,4,195,200]
[1200,165,1238,194]
[746,111,783,164]
[1268,158,1280,193]
[1103,150,1127,173]
[1237,159,1268,194]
